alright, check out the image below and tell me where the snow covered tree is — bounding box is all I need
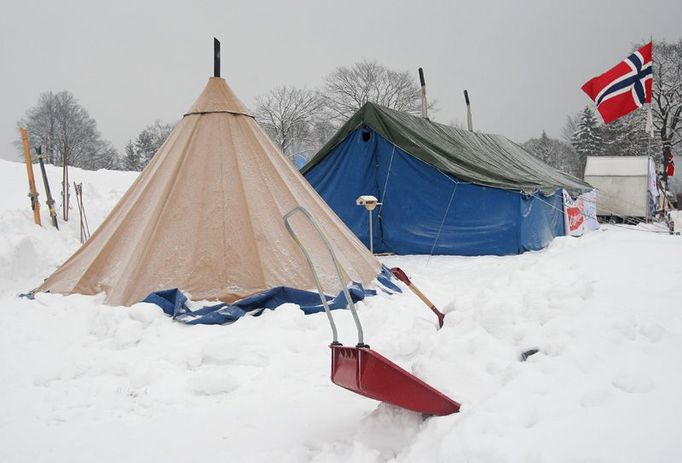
[535,131,555,162]
[600,111,652,157]
[123,121,174,171]
[254,86,324,158]
[523,131,582,177]
[321,60,434,122]
[16,90,118,170]
[122,141,142,171]
[650,39,682,181]
[572,106,603,176]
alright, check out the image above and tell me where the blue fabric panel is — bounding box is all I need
[373,136,521,255]
[519,191,566,252]
[377,265,402,293]
[305,128,567,256]
[306,129,518,255]
[142,283,378,326]
[304,128,381,248]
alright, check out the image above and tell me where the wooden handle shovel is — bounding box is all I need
[390,267,445,328]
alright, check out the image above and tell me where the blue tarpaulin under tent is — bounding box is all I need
[142,267,400,325]
[302,103,593,256]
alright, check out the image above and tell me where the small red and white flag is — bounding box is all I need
[581,42,653,124]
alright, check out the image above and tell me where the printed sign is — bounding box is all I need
[563,190,598,236]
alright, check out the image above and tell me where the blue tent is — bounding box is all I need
[302,103,592,256]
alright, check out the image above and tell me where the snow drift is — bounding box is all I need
[1,159,681,462]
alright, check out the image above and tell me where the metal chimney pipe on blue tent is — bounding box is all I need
[418,68,428,119]
[464,90,473,131]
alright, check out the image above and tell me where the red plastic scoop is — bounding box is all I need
[284,206,461,416]
[331,345,460,415]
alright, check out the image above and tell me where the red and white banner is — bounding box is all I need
[563,190,599,236]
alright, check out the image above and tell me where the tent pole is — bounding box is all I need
[368,209,374,254]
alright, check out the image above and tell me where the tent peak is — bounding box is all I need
[184,76,254,118]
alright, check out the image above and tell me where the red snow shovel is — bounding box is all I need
[390,267,446,328]
[330,346,460,415]
[284,207,460,416]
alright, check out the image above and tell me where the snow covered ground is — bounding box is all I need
[1,158,681,463]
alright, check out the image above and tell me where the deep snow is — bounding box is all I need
[1,159,681,462]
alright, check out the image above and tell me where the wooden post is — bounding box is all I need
[20,128,42,226]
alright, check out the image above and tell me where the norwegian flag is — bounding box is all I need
[581,42,653,124]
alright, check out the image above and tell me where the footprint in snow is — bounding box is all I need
[612,370,655,394]
[637,321,665,343]
[188,372,240,396]
[580,389,612,408]
[113,318,144,348]
[202,342,269,367]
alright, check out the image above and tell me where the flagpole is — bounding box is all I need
[647,35,654,221]
[650,36,670,217]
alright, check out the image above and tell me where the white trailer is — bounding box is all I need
[584,156,656,219]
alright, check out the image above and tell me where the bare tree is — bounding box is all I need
[322,60,434,122]
[561,115,577,144]
[16,91,118,170]
[254,86,324,157]
[651,40,682,181]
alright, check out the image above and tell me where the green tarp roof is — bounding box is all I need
[302,102,592,195]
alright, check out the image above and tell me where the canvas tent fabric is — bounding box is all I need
[303,103,590,256]
[39,77,382,306]
[303,103,592,195]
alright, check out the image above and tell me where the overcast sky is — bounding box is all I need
[1,0,680,161]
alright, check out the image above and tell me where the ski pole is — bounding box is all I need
[390,267,445,328]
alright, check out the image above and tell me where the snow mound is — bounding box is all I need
[1,159,682,462]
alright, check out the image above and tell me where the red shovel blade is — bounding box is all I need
[330,345,460,416]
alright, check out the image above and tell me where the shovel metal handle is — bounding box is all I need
[283,206,365,347]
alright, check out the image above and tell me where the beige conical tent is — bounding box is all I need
[39,76,381,306]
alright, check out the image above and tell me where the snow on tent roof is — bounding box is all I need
[584,156,650,177]
[302,102,592,195]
